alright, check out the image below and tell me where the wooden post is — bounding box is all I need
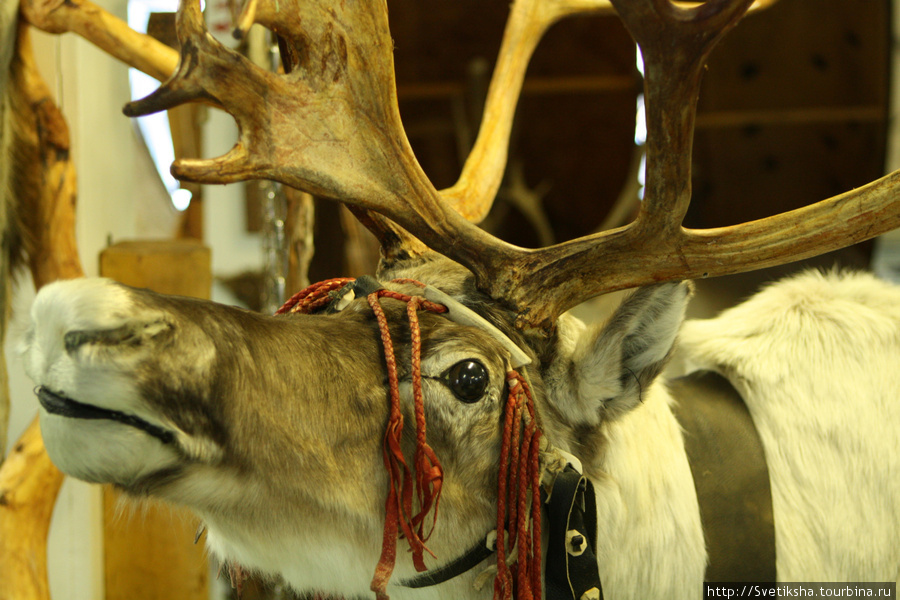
[99,239,211,600]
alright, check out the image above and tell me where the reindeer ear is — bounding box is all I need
[562,282,693,425]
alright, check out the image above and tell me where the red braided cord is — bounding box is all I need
[506,399,525,551]
[494,389,516,600]
[367,291,411,600]
[276,278,354,315]
[516,419,537,600]
[495,371,543,600]
[366,288,447,599]
[529,424,544,600]
[407,298,444,548]
[277,280,543,600]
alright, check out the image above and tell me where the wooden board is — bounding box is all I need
[100,239,211,298]
[99,239,211,600]
[690,0,888,231]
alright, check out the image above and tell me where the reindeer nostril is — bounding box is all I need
[63,325,143,354]
[63,321,173,355]
[64,331,91,353]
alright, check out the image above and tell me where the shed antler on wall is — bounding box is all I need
[123,0,898,332]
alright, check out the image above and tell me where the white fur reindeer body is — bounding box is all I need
[678,271,900,580]
[20,262,900,600]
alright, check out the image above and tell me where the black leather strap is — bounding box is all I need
[669,370,776,582]
[400,534,495,588]
[544,466,603,600]
[321,275,382,314]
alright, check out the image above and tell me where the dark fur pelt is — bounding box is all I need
[0,13,36,459]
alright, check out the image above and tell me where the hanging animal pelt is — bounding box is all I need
[0,7,81,460]
[0,0,24,460]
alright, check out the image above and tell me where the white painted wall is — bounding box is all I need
[3,2,263,598]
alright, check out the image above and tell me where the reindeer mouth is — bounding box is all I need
[37,386,176,446]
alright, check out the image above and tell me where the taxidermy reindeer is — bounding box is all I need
[13,0,900,598]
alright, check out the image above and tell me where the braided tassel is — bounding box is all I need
[367,289,446,599]
[494,371,542,600]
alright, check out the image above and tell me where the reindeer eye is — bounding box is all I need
[445,360,489,403]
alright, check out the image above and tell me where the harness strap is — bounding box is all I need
[669,370,776,582]
[401,462,605,599]
[400,534,496,589]
[543,466,603,600]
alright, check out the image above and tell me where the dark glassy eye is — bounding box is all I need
[445,360,489,403]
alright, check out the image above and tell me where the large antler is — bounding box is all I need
[127,0,899,333]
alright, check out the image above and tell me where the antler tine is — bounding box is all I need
[444,0,775,224]
[234,0,259,40]
[125,0,282,178]
[611,0,754,238]
[443,0,766,226]
[123,0,224,107]
[442,0,615,223]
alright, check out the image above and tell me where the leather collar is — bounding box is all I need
[401,460,604,600]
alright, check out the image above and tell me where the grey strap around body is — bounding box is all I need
[668,370,776,582]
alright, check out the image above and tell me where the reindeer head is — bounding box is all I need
[20,0,900,598]
[22,253,691,598]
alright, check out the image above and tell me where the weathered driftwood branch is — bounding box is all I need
[11,29,83,285]
[0,22,84,600]
[0,420,62,600]
[20,0,177,82]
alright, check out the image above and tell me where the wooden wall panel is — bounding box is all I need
[689,0,889,232]
[386,0,640,248]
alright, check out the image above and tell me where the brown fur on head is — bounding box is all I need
[22,274,534,585]
[22,247,692,598]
